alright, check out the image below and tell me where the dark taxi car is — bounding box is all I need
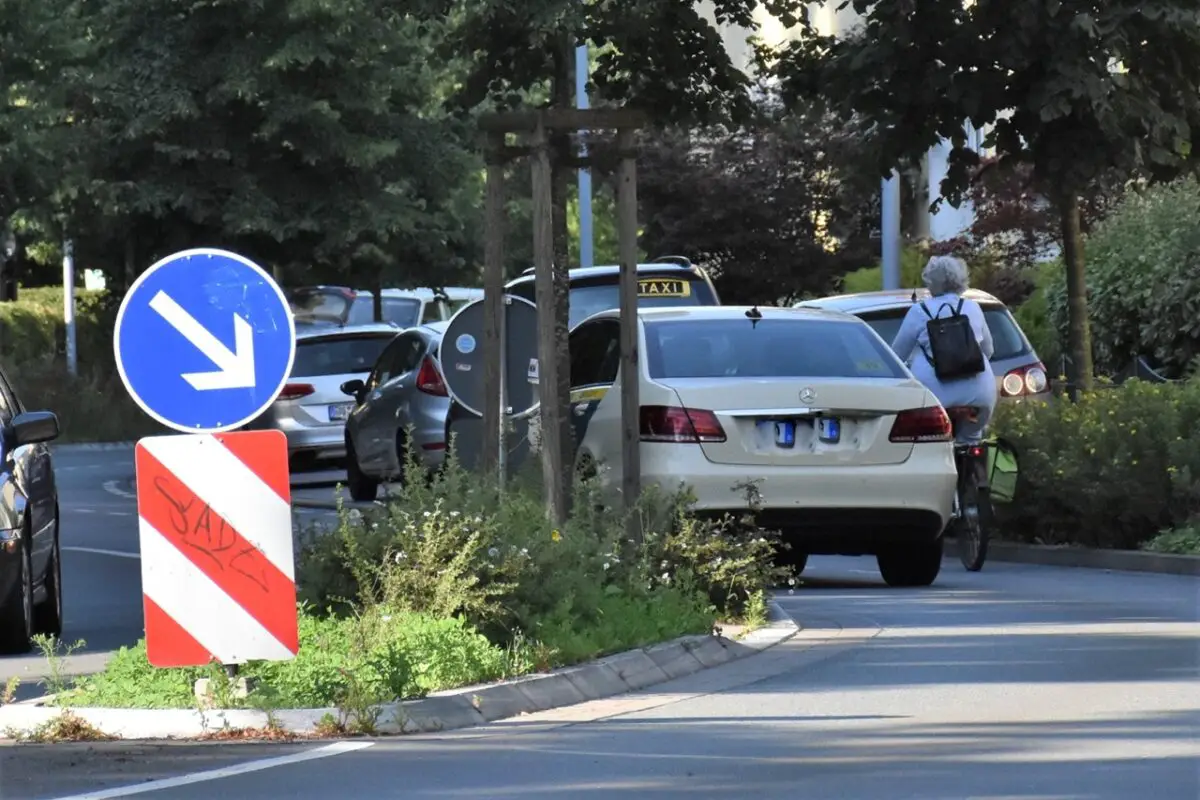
[0,375,63,654]
[503,257,721,329]
[443,258,722,470]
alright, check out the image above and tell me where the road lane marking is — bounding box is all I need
[102,479,136,500]
[63,546,140,560]
[46,741,375,800]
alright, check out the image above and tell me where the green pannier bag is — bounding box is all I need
[986,437,1020,504]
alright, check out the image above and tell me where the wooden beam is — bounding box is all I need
[530,119,569,526]
[481,132,506,479]
[479,107,649,134]
[616,128,642,540]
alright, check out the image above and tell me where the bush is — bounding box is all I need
[1045,176,1200,377]
[1141,525,1200,556]
[1011,260,1064,376]
[298,449,785,657]
[63,446,783,712]
[993,378,1200,550]
[839,246,927,294]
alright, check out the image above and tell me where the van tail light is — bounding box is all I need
[1001,362,1049,397]
[889,406,953,443]
[416,356,448,396]
[278,383,315,401]
[640,406,726,443]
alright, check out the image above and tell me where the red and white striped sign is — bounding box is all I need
[134,430,298,668]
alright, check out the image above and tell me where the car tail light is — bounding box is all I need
[416,356,448,396]
[278,383,315,400]
[640,406,726,443]
[1001,362,1049,397]
[889,406,953,443]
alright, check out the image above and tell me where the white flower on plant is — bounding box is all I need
[520,548,529,557]
[450,510,461,518]
[423,511,431,518]
[603,562,610,570]
[395,551,407,562]
[488,547,500,558]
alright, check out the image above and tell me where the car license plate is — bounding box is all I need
[328,403,353,422]
[757,420,796,448]
[816,416,841,444]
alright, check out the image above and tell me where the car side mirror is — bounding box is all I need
[10,410,60,447]
[341,379,365,401]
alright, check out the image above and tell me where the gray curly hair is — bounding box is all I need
[921,255,970,296]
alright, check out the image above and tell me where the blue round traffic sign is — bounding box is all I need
[114,248,297,434]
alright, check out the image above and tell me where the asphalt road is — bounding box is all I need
[0,447,351,701]
[3,549,1197,799]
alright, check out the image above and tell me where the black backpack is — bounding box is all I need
[919,298,986,380]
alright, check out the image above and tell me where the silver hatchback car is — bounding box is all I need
[340,321,451,501]
[798,289,1051,401]
[243,322,402,469]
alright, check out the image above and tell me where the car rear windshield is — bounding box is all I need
[508,275,719,329]
[292,334,396,377]
[347,297,422,327]
[857,305,1031,361]
[644,318,909,380]
[290,289,352,322]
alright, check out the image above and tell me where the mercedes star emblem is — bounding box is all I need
[799,388,816,403]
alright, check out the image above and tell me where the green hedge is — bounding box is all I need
[1045,176,1200,377]
[0,287,161,442]
[993,378,1200,550]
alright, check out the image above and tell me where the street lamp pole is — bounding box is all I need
[576,41,594,268]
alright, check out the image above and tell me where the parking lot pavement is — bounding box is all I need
[6,557,1196,800]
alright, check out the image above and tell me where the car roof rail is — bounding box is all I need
[651,255,692,268]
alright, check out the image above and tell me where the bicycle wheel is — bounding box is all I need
[956,472,991,571]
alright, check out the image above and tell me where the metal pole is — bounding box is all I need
[576,42,594,268]
[881,171,902,289]
[497,297,508,488]
[63,238,77,376]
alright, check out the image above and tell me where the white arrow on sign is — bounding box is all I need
[148,290,256,391]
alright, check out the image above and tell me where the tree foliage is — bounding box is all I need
[1045,176,1200,378]
[633,96,879,304]
[5,0,478,291]
[775,0,1200,390]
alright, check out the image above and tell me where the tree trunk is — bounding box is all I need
[123,230,137,292]
[1058,193,1093,395]
[546,36,575,510]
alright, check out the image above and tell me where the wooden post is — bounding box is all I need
[616,129,641,539]
[531,119,569,525]
[481,133,507,477]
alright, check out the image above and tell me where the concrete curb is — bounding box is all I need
[0,602,798,740]
[52,441,135,453]
[950,537,1200,576]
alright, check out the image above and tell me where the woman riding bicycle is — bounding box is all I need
[890,255,998,443]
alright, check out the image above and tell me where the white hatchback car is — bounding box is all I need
[567,306,959,587]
